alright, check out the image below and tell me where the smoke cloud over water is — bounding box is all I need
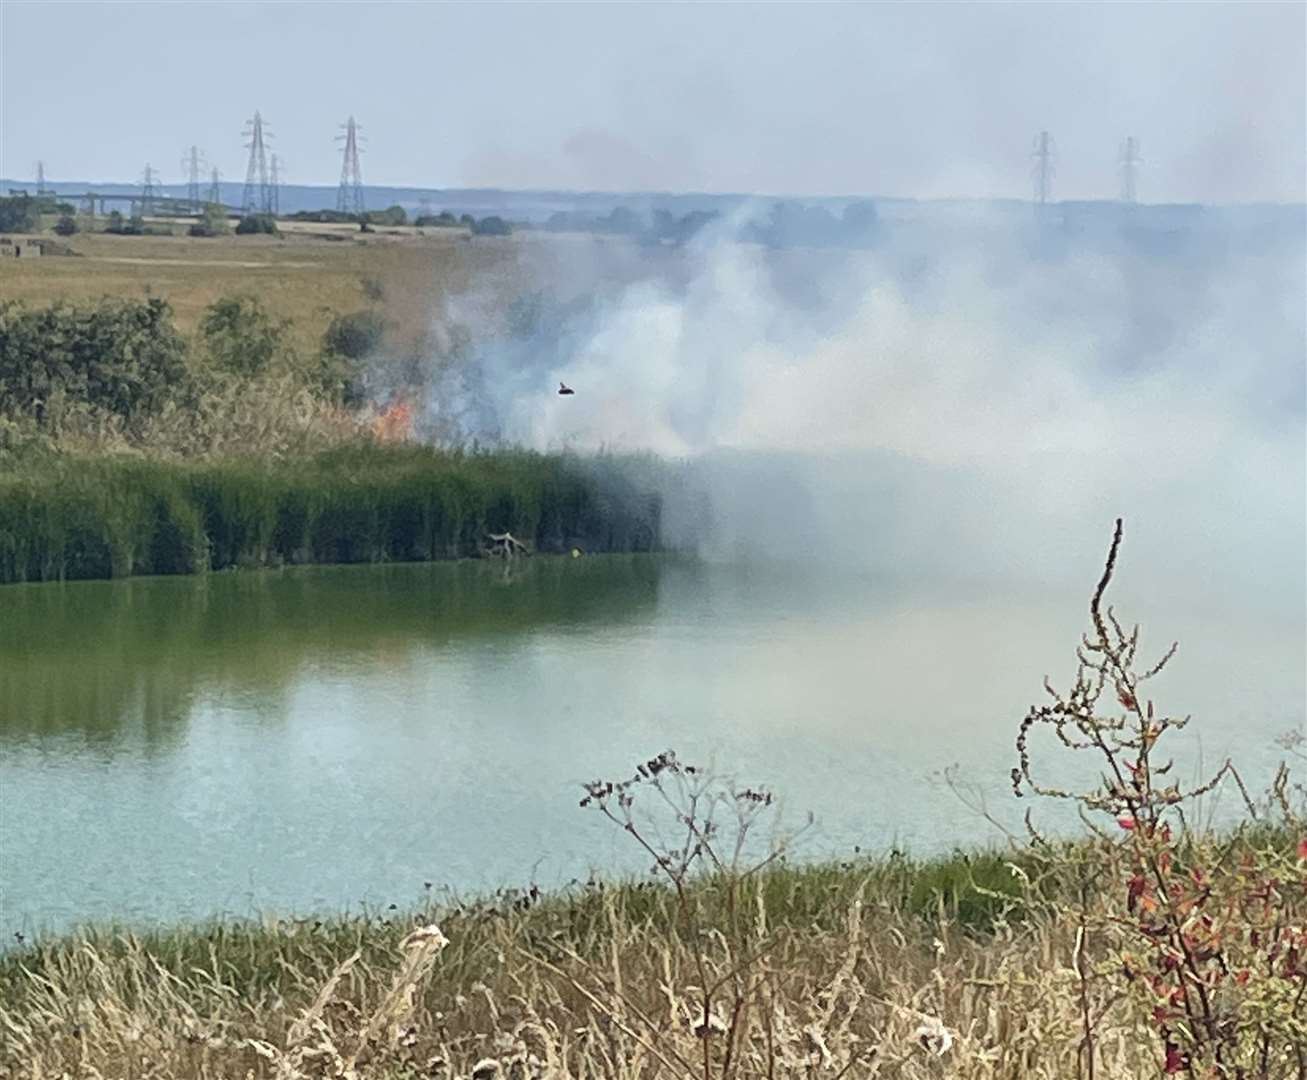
[418,207,1305,615]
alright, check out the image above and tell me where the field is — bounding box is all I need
[0,221,576,357]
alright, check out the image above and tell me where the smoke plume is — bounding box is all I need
[416,205,1305,614]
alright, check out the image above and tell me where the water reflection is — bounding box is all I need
[1,555,1301,936]
[0,557,664,751]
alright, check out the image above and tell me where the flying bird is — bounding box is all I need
[558,382,575,396]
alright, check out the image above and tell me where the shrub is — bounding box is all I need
[0,298,190,424]
[188,203,230,238]
[318,310,385,406]
[198,296,289,377]
[235,213,278,236]
[323,310,385,362]
[414,211,458,228]
[0,195,39,233]
[364,204,407,227]
[287,208,358,224]
[52,214,78,237]
[471,215,511,237]
[1013,519,1307,1077]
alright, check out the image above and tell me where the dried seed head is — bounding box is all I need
[690,1010,728,1039]
[471,1058,503,1080]
[913,1015,954,1057]
[403,923,450,951]
[803,1024,834,1068]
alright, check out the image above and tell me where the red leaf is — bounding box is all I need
[1118,816,1137,830]
[1164,1045,1186,1073]
[1127,874,1147,913]
[1118,689,1138,710]
[1297,837,1307,860]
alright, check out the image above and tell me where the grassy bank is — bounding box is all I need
[2,829,1302,1080]
[0,443,666,584]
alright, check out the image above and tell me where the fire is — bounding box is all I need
[371,397,415,442]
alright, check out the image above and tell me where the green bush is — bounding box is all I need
[0,196,39,233]
[199,296,289,377]
[363,204,407,227]
[471,215,512,237]
[287,209,357,224]
[235,214,278,236]
[188,203,230,237]
[0,298,190,424]
[316,310,385,405]
[52,214,78,237]
[414,211,458,228]
[324,310,384,362]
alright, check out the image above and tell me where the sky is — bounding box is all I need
[1,1,1304,203]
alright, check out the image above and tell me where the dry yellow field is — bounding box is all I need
[0,224,557,356]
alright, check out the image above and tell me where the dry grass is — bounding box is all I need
[0,858,1115,1079]
[3,837,1298,1080]
[0,228,544,358]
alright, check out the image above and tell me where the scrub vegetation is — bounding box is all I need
[0,275,669,583]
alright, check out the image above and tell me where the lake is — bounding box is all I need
[2,555,1302,938]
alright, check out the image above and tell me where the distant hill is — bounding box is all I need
[4,178,1301,242]
[1,178,781,223]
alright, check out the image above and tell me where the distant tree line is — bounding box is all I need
[541,199,881,249]
[284,205,514,236]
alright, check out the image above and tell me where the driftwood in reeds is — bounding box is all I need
[483,532,531,560]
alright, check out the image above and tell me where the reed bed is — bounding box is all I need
[0,443,667,584]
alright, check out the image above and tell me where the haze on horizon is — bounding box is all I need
[1,0,1303,204]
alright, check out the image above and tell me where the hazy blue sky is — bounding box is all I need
[2,1,1303,202]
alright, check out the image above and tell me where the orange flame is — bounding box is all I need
[372,397,415,443]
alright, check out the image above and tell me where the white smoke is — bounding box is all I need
[421,208,1305,613]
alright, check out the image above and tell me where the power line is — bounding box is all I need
[182,146,205,212]
[139,163,160,216]
[1119,136,1142,203]
[241,110,274,215]
[35,161,51,195]
[1031,130,1055,205]
[336,116,365,217]
[269,153,282,216]
[207,167,222,206]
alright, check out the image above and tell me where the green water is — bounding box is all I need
[1,556,1302,937]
